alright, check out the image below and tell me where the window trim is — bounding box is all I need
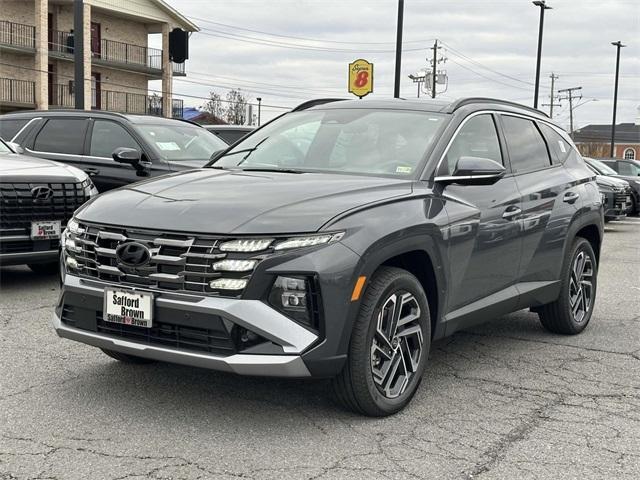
[623,148,636,160]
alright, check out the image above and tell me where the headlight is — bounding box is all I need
[273,232,344,251]
[219,238,273,252]
[268,276,317,329]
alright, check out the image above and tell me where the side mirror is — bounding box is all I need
[435,156,506,186]
[6,142,24,154]
[112,147,151,176]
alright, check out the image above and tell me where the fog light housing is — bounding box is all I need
[209,278,248,291]
[268,276,317,329]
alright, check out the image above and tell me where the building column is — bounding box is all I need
[161,22,173,118]
[83,2,92,110]
[34,0,48,110]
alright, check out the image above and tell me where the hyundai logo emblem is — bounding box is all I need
[31,186,53,202]
[115,241,151,267]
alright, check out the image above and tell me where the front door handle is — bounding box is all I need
[502,206,522,220]
[563,191,580,204]
[84,167,100,176]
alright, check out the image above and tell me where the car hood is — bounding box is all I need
[76,169,413,234]
[0,152,84,182]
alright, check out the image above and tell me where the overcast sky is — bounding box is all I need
[153,0,639,129]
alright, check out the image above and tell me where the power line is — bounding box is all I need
[446,57,534,92]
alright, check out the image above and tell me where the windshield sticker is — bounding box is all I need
[156,142,181,151]
[395,166,412,174]
[558,141,567,153]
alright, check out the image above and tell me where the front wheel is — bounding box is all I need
[332,267,431,417]
[538,237,597,335]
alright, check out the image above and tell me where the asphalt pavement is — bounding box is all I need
[1,217,639,480]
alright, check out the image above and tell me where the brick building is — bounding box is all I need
[0,0,198,118]
[573,108,640,160]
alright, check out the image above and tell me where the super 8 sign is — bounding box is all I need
[348,59,373,98]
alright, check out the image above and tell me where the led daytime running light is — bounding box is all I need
[219,238,273,252]
[212,259,257,272]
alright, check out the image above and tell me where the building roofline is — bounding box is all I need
[152,0,200,32]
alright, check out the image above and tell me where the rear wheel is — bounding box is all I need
[538,237,597,335]
[332,267,430,417]
[28,262,58,275]
[101,348,156,364]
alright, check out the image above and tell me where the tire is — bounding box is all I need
[538,237,597,335]
[332,267,431,417]
[28,262,59,275]
[632,195,639,216]
[101,348,156,364]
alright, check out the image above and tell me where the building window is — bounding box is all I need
[624,148,636,160]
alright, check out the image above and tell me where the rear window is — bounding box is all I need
[538,123,572,165]
[33,118,88,155]
[0,119,28,141]
[501,115,552,173]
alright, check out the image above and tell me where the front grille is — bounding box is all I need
[69,223,272,297]
[0,181,89,232]
[0,238,59,255]
[61,305,237,356]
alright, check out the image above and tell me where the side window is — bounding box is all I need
[538,123,572,165]
[33,118,88,155]
[618,161,640,176]
[501,115,552,173]
[89,120,140,157]
[0,119,28,141]
[441,114,502,175]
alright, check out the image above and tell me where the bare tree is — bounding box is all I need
[201,91,225,119]
[225,89,248,125]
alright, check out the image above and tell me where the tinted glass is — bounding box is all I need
[441,114,502,175]
[137,124,227,163]
[90,120,140,157]
[539,123,572,165]
[216,130,250,144]
[589,159,618,175]
[501,116,551,173]
[618,161,640,176]
[0,119,28,141]
[33,118,88,155]
[214,109,448,178]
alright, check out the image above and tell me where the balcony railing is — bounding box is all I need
[48,83,184,118]
[0,77,36,106]
[0,21,36,49]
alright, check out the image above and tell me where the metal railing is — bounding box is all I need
[0,78,36,105]
[99,38,162,69]
[49,83,75,108]
[0,21,36,49]
[48,29,74,54]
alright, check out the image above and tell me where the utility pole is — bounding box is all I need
[532,1,552,109]
[256,97,262,126]
[408,73,426,98]
[73,0,84,109]
[431,40,438,99]
[542,72,561,118]
[610,41,626,157]
[558,86,582,137]
[393,0,404,98]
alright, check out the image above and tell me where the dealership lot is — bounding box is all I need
[0,218,638,480]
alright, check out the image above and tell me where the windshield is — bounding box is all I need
[213,109,448,177]
[0,140,12,154]
[589,159,618,175]
[137,124,227,162]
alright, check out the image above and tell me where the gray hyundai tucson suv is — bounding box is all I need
[54,98,604,416]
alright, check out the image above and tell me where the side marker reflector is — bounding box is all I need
[351,276,367,302]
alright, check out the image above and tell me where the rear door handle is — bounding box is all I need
[563,192,580,204]
[502,206,522,220]
[84,167,100,176]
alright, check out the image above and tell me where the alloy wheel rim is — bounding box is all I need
[569,250,594,323]
[370,291,424,399]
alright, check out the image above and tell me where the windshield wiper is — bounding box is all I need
[240,167,304,174]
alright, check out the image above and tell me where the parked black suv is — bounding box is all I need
[597,158,640,215]
[583,158,633,219]
[0,138,97,271]
[55,98,604,416]
[0,111,227,192]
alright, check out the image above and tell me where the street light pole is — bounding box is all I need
[73,0,84,110]
[256,97,262,126]
[610,41,626,157]
[393,0,404,98]
[532,1,551,109]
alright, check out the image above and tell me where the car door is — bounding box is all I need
[26,117,90,172]
[84,118,149,191]
[500,114,581,307]
[439,113,522,331]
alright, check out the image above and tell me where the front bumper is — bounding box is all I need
[54,274,319,377]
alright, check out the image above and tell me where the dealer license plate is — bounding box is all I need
[30,220,61,240]
[104,288,154,328]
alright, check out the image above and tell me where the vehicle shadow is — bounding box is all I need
[58,311,546,423]
[0,265,59,290]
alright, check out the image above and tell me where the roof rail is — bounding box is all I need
[292,98,346,112]
[450,97,550,118]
